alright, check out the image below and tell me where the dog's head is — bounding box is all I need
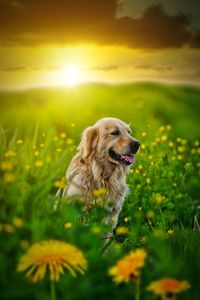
[78,117,140,166]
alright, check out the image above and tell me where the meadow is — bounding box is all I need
[0,82,200,300]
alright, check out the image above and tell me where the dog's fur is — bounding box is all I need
[61,117,140,232]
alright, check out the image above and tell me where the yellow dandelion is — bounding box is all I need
[60,132,66,139]
[40,143,45,148]
[4,224,15,233]
[71,123,75,127]
[66,138,74,145]
[168,142,174,148]
[0,161,14,171]
[54,177,67,189]
[177,146,185,153]
[4,150,16,157]
[167,229,174,236]
[56,148,62,152]
[124,217,129,222]
[16,139,23,145]
[141,144,146,150]
[3,172,16,183]
[147,210,155,218]
[155,194,164,204]
[166,125,172,130]
[93,188,106,197]
[116,226,129,235]
[35,160,44,167]
[108,248,147,283]
[146,178,151,184]
[191,148,196,154]
[159,126,165,132]
[147,278,190,296]
[17,240,87,282]
[180,139,187,145]
[194,140,199,147]
[141,132,147,137]
[176,137,181,143]
[138,164,143,170]
[151,141,157,147]
[161,135,168,142]
[177,155,183,160]
[64,222,72,229]
[148,155,153,160]
[34,150,40,156]
[13,217,24,228]
[156,137,161,143]
[91,226,101,234]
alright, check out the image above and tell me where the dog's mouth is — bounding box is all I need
[109,149,135,165]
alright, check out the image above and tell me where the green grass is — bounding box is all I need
[0,82,200,300]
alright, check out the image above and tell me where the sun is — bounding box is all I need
[59,64,81,86]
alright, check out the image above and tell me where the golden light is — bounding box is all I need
[59,64,81,86]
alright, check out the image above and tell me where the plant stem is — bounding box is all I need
[50,280,57,300]
[135,281,140,300]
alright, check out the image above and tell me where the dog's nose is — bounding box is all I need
[130,140,140,154]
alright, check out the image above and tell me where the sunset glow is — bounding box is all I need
[58,64,82,86]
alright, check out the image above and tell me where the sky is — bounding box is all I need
[0,0,200,89]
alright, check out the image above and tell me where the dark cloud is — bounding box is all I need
[135,64,173,72]
[0,66,28,71]
[0,64,62,72]
[0,1,199,48]
[85,65,119,71]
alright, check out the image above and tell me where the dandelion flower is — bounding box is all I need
[147,278,190,298]
[3,172,16,183]
[64,222,72,229]
[4,224,15,233]
[141,132,147,137]
[146,178,151,184]
[0,161,14,171]
[155,194,164,204]
[66,138,74,145]
[108,248,147,283]
[16,139,23,145]
[60,132,66,139]
[4,150,16,157]
[13,217,24,228]
[161,135,168,142]
[35,160,43,167]
[93,188,106,197]
[167,229,174,236]
[34,150,40,156]
[17,240,87,282]
[116,226,129,235]
[54,177,67,189]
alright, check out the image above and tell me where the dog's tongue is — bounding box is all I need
[121,155,135,164]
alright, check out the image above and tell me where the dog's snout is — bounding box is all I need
[130,140,140,153]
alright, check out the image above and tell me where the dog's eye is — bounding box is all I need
[111,130,120,136]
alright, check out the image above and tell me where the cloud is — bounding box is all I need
[0,1,199,48]
[135,64,173,72]
[0,64,62,72]
[85,65,119,71]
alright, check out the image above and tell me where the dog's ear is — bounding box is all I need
[78,126,99,160]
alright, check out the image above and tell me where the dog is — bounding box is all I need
[60,117,140,238]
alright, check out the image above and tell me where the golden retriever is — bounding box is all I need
[60,117,140,238]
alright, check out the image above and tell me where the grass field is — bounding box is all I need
[0,82,200,300]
